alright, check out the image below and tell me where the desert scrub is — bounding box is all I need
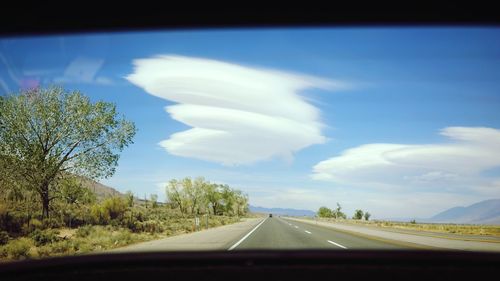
[30,229,60,246]
[316,217,500,237]
[75,225,93,238]
[3,238,33,259]
[0,231,10,245]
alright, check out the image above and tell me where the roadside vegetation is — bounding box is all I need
[0,87,249,261]
[339,219,500,237]
[316,205,500,237]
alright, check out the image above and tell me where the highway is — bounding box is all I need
[230,216,405,250]
[114,216,408,253]
[113,216,500,253]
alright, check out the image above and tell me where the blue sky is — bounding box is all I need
[1,27,500,218]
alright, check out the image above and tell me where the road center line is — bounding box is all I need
[305,230,312,234]
[228,218,268,251]
[294,225,299,229]
[327,240,348,249]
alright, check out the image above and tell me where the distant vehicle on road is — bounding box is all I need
[269,214,273,218]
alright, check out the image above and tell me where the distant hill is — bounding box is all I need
[249,205,315,217]
[430,199,500,224]
[79,177,125,199]
[79,177,149,205]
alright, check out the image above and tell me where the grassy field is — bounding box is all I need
[0,215,242,261]
[314,217,500,237]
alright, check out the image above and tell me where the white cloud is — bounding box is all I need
[312,127,500,196]
[126,55,344,165]
[251,188,326,210]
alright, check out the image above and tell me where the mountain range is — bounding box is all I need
[429,199,500,224]
[249,205,316,217]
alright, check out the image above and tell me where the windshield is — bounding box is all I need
[1,27,500,261]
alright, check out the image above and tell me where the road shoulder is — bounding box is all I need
[286,217,500,251]
[109,217,264,252]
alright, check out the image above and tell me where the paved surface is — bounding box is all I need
[110,216,500,252]
[287,217,500,251]
[111,218,263,252]
[234,217,407,250]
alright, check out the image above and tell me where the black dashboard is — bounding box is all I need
[1,250,499,281]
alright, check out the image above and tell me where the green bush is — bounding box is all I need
[22,218,43,234]
[30,229,60,246]
[0,245,7,258]
[102,197,128,220]
[42,218,62,229]
[0,230,10,245]
[112,230,133,246]
[75,225,93,238]
[6,238,33,259]
[136,220,164,233]
[36,245,53,258]
[1,206,25,235]
[90,204,111,225]
[49,240,74,255]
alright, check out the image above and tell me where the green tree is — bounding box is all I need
[317,206,333,218]
[56,176,96,227]
[353,209,364,220]
[334,202,347,219]
[150,194,158,209]
[233,190,249,216]
[57,176,96,206]
[0,86,136,218]
[221,185,236,215]
[364,212,371,221]
[186,177,204,214]
[205,183,222,215]
[125,191,134,207]
[166,179,189,215]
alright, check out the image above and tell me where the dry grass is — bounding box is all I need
[316,218,500,237]
[0,216,244,262]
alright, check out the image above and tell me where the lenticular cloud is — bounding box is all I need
[127,55,339,165]
[312,127,500,195]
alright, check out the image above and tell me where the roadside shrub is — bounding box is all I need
[22,218,43,234]
[75,225,93,238]
[5,238,33,259]
[136,220,164,233]
[124,221,141,233]
[0,231,10,245]
[0,245,7,258]
[49,240,74,255]
[102,197,128,220]
[42,218,62,229]
[30,229,60,246]
[0,206,25,235]
[112,230,133,246]
[36,245,53,258]
[90,204,111,225]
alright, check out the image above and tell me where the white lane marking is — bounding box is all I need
[305,230,312,234]
[228,218,268,251]
[327,240,348,249]
[294,225,299,229]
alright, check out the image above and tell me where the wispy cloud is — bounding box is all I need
[127,55,345,165]
[54,56,113,85]
[312,127,500,197]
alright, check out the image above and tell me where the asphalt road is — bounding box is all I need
[111,216,500,252]
[231,216,406,250]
